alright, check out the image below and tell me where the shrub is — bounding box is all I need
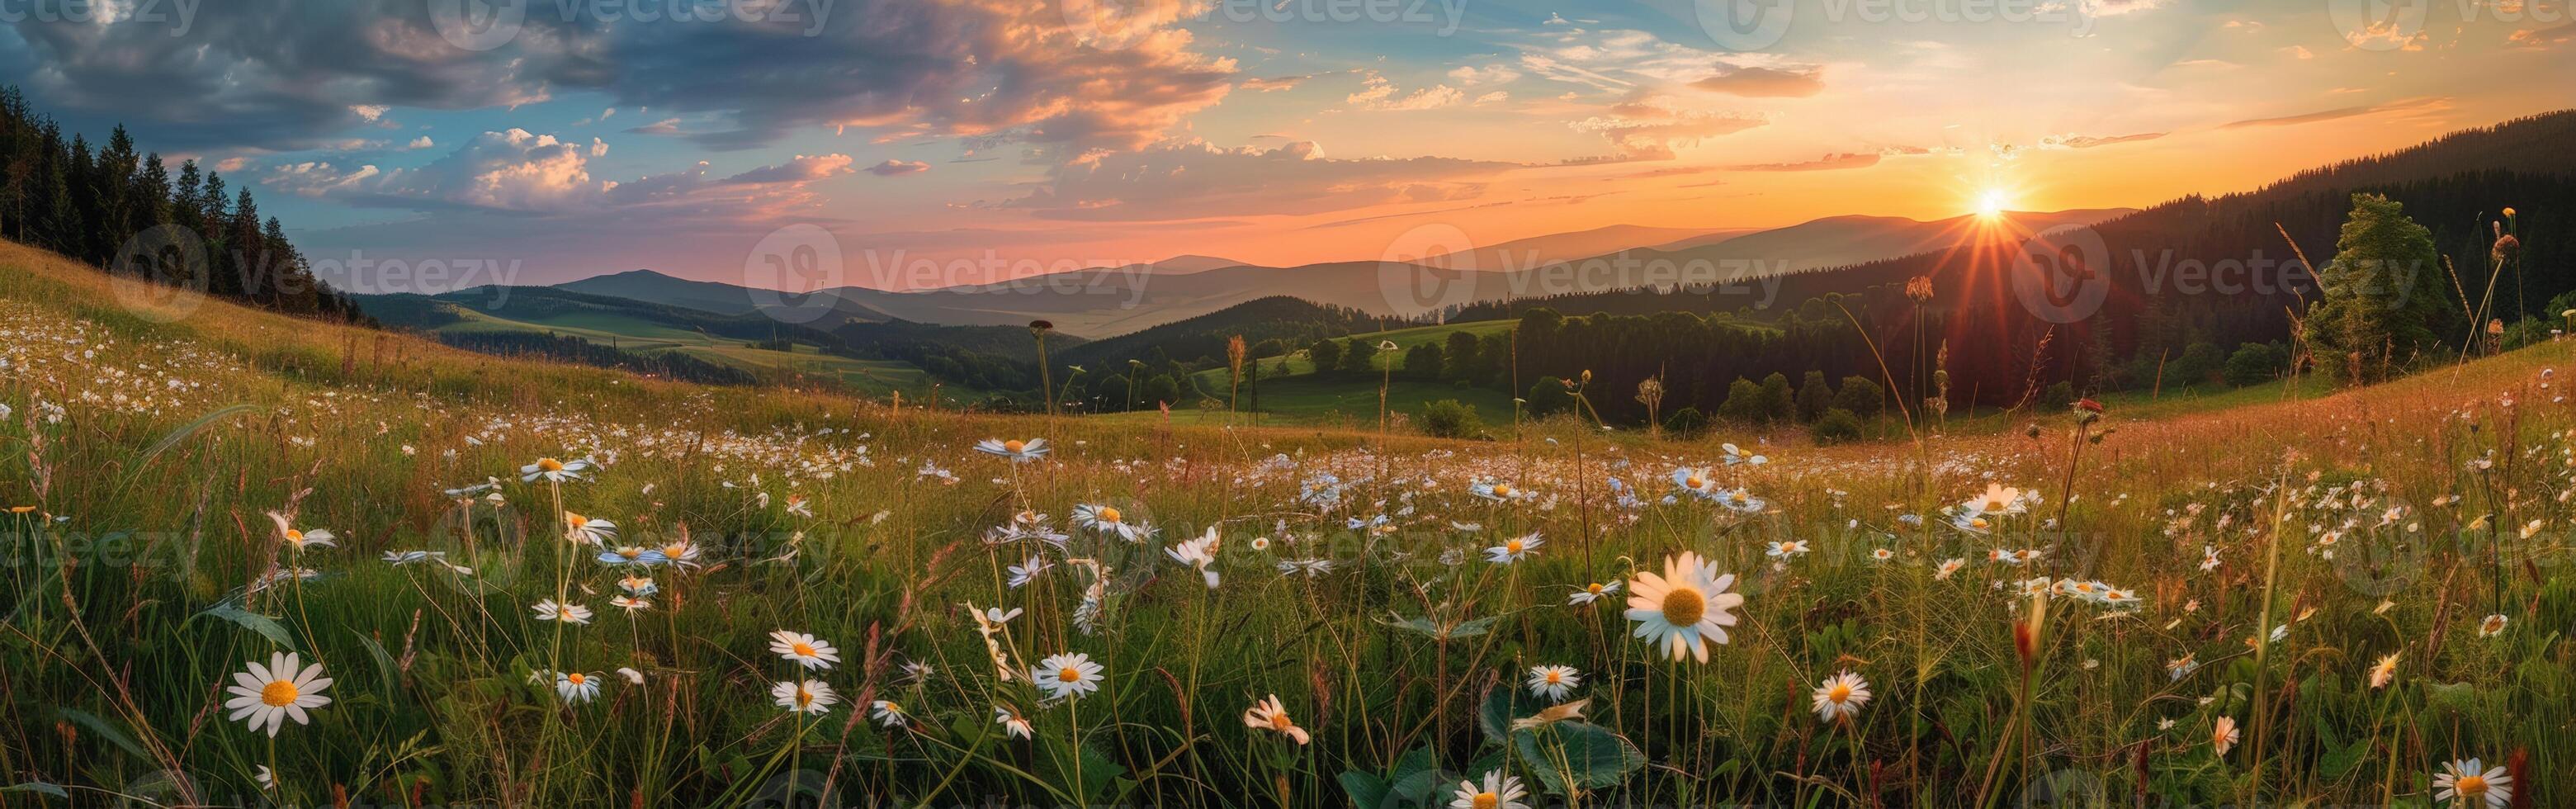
[1812,408,1864,444]
[1718,377,1768,423]
[1796,371,1832,422]
[1664,406,1709,438]
[2039,381,2074,409]
[2223,342,2288,386]
[2167,342,2224,386]
[1833,376,1886,418]
[1526,376,1573,416]
[1419,400,1483,438]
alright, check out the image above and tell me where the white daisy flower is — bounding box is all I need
[222,652,333,736]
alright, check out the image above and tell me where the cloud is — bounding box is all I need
[866,159,932,177]
[405,135,436,149]
[1688,65,1824,97]
[2221,97,2449,129]
[1000,139,1515,220]
[1346,75,1465,111]
[1570,104,1766,159]
[260,129,849,223]
[1241,75,1311,92]
[1724,152,1882,172]
[726,154,858,183]
[2049,132,2166,149]
[626,118,683,135]
[4,0,1236,157]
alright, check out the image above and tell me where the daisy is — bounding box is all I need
[1624,551,1746,663]
[1567,580,1619,605]
[981,606,1023,624]
[1165,528,1222,589]
[617,667,646,685]
[1669,466,1721,499]
[1959,484,2025,518]
[610,595,652,613]
[655,539,702,568]
[617,575,658,597]
[1242,694,1311,745]
[2478,613,2507,636]
[1485,532,1543,564]
[869,700,909,728]
[769,631,842,669]
[560,512,617,545]
[995,706,1033,739]
[532,598,593,625]
[2210,716,2238,756]
[1525,665,1581,702]
[2434,758,2512,808]
[1007,554,1053,588]
[555,671,602,704]
[267,512,337,551]
[2368,652,2399,689]
[1468,480,1527,502]
[1934,558,1966,580]
[1765,540,1809,560]
[1033,652,1104,700]
[381,549,441,565]
[1716,488,1766,513]
[1870,547,1895,562]
[1072,503,1148,542]
[1810,670,1872,722]
[1719,442,1766,466]
[772,679,838,715]
[520,457,593,484]
[974,438,1051,462]
[596,545,666,566]
[1448,771,1529,809]
[222,652,333,736]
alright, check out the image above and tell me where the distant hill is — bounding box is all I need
[559,269,900,321]
[1419,225,1746,271]
[1057,296,1392,370]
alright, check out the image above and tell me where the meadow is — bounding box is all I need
[3,236,2569,808]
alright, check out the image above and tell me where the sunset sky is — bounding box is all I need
[5,0,2569,291]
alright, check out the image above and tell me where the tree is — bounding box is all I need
[1404,342,1444,380]
[1832,376,1885,419]
[1340,338,1374,373]
[1418,400,1483,438]
[2223,343,2288,387]
[1307,338,1343,374]
[1526,376,1574,417]
[1141,374,1182,408]
[1812,408,1865,445]
[1759,372,1795,423]
[1795,371,1832,422]
[1718,376,1768,423]
[2167,342,2224,387]
[2303,193,2452,383]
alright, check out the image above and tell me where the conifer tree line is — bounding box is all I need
[0,87,368,322]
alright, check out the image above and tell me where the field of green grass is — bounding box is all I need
[432,304,967,401]
[4,239,2571,808]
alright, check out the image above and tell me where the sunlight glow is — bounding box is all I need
[1976,189,2011,218]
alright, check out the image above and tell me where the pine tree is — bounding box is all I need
[2302,193,2451,383]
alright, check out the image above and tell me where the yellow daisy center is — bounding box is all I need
[1492,485,1512,497]
[1971,517,1990,529]
[1472,792,1500,809]
[1057,666,1082,683]
[259,679,299,707]
[1098,507,1122,523]
[1685,475,1704,489]
[1985,498,2007,512]
[618,547,641,559]
[796,686,815,705]
[1269,712,1294,731]
[1505,540,1524,554]
[284,529,304,543]
[2456,775,2488,797]
[567,673,586,685]
[537,457,564,471]
[565,513,587,528]
[1586,583,1605,594]
[1729,490,1747,503]
[1544,670,1563,684]
[1661,585,1706,626]
[662,545,688,556]
[792,641,816,657]
[1827,683,1852,703]
[1004,440,1025,452]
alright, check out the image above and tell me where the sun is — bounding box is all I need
[1975,189,2011,218]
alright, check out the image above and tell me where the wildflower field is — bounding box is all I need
[3,239,2569,808]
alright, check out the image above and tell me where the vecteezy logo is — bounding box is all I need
[2327,0,2429,51]
[1376,223,1483,317]
[1694,0,1794,51]
[2011,224,2110,324]
[744,224,848,325]
[428,0,527,52]
[108,224,210,323]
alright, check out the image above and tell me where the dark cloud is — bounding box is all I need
[6,0,1236,157]
[866,159,931,176]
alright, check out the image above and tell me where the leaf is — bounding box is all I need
[0,782,68,797]
[357,633,400,698]
[1382,613,1499,641]
[1513,723,1644,796]
[128,403,257,474]
[191,604,299,651]
[1477,685,1546,741]
[1336,770,1389,809]
[56,707,149,762]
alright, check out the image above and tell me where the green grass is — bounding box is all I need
[4,239,2570,808]
[429,304,967,400]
